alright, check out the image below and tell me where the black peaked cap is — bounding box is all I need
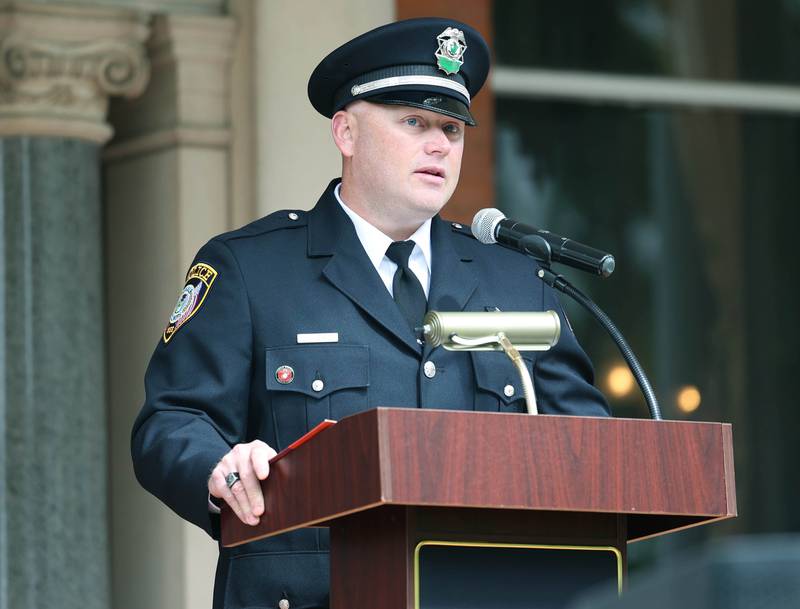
[308,17,490,126]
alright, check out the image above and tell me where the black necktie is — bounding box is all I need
[385,240,427,333]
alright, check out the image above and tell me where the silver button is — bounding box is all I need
[503,384,515,398]
[312,379,324,392]
[288,212,299,221]
[278,600,290,609]
[423,361,436,379]
[451,222,463,229]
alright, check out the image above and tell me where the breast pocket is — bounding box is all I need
[471,351,535,413]
[266,345,370,449]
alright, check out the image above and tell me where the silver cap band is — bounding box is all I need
[351,75,470,102]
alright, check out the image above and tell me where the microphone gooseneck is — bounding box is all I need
[539,268,662,420]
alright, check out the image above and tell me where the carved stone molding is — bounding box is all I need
[105,12,236,158]
[0,2,150,143]
[40,0,226,15]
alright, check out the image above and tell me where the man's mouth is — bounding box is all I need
[415,166,446,179]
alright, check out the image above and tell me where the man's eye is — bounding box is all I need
[444,124,461,135]
[405,117,419,127]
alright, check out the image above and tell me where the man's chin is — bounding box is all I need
[409,186,454,213]
[409,196,450,219]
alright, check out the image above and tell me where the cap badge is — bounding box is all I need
[435,27,467,75]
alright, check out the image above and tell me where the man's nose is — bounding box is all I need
[423,127,452,155]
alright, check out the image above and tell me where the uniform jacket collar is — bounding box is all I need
[307,179,478,355]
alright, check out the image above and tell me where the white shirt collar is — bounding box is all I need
[334,182,432,274]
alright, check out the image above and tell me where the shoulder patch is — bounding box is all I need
[163,262,218,344]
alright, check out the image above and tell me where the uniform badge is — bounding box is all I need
[435,27,467,75]
[163,262,218,344]
[275,365,295,384]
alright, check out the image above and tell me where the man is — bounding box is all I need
[132,17,609,609]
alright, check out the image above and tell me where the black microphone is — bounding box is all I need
[471,208,616,277]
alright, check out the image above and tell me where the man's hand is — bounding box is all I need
[208,440,277,526]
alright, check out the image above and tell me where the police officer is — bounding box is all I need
[132,17,609,609]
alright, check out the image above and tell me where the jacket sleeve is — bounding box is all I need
[534,284,611,417]
[131,237,253,539]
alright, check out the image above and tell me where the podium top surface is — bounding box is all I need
[222,408,736,547]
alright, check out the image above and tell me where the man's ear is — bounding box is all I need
[331,110,356,158]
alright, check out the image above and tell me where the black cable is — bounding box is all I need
[538,267,663,420]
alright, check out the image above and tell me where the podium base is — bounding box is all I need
[330,506,628,609]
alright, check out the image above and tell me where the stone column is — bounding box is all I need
[0,3,148,609]
[103,12,237,609]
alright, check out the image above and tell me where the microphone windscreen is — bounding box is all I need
[471,208,506,244]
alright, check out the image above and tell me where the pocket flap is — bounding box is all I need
[471,351,534,405]
[266,344,369,398]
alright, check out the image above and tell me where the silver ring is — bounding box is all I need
[225,471,240,489]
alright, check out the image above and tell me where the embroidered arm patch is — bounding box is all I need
[163,262,218,344]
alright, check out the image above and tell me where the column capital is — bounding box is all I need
[0,2,150,143]
[105,12,237,159]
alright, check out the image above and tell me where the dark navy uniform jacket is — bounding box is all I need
[131,179,610,609]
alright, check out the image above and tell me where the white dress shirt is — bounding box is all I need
[334,183,432,298]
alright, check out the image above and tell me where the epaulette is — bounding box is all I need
[448,220,472,237]
[443,219,477,262]
[221,209,309,241]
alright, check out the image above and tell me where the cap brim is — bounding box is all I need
[366,91,477,126]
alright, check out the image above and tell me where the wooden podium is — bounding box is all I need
[222,408,736,608]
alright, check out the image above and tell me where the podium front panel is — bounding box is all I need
[415,541,621,609]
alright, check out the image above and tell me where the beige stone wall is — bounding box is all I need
[104,1,394,608]
[254,0,394,215]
